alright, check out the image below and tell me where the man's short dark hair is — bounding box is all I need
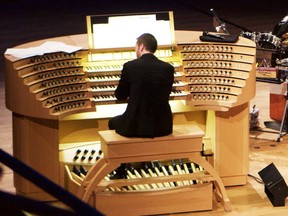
[137,33,158,53]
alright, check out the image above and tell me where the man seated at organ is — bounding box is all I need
[108,33,175,138]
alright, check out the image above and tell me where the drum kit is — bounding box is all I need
[240,31,282,50]
[241,31,288,70]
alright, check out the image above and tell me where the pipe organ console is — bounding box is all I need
[4,30,256,213]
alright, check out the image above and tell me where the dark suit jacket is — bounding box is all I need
[110,53,174,137]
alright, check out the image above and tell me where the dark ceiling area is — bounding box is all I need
[1,0,287,80]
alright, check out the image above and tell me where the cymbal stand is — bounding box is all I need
[277,83,288,142]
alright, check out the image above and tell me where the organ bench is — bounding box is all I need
[73,125,231,215]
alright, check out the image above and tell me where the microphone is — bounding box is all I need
[203,31,225,39]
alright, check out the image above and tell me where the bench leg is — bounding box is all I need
[189,155,232,212]
[78,158,119,202]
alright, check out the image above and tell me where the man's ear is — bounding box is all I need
[139,43,145,51]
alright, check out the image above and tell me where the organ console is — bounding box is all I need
[4,11,256,214]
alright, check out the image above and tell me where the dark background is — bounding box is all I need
[1,0,287,82]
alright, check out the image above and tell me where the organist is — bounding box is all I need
[108,33,174,138]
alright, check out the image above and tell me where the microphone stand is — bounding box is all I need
[210,8,229,34]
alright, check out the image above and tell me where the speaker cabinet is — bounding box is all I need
[258,163,288,206]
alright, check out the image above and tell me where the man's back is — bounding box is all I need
[114,53,174,137]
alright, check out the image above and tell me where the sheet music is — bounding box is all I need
[5,41,83,59]
[92,14,173,49]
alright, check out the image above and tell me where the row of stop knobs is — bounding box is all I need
[191,94,230,101]
[181,45,233,52]
[182,53,233,60]
[185,61,232,68]
[52,101,88,113]
[189,77,236,85]
[30,53,78,63]
[190,85,231,93]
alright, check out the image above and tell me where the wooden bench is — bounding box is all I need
[77,124,232,215]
